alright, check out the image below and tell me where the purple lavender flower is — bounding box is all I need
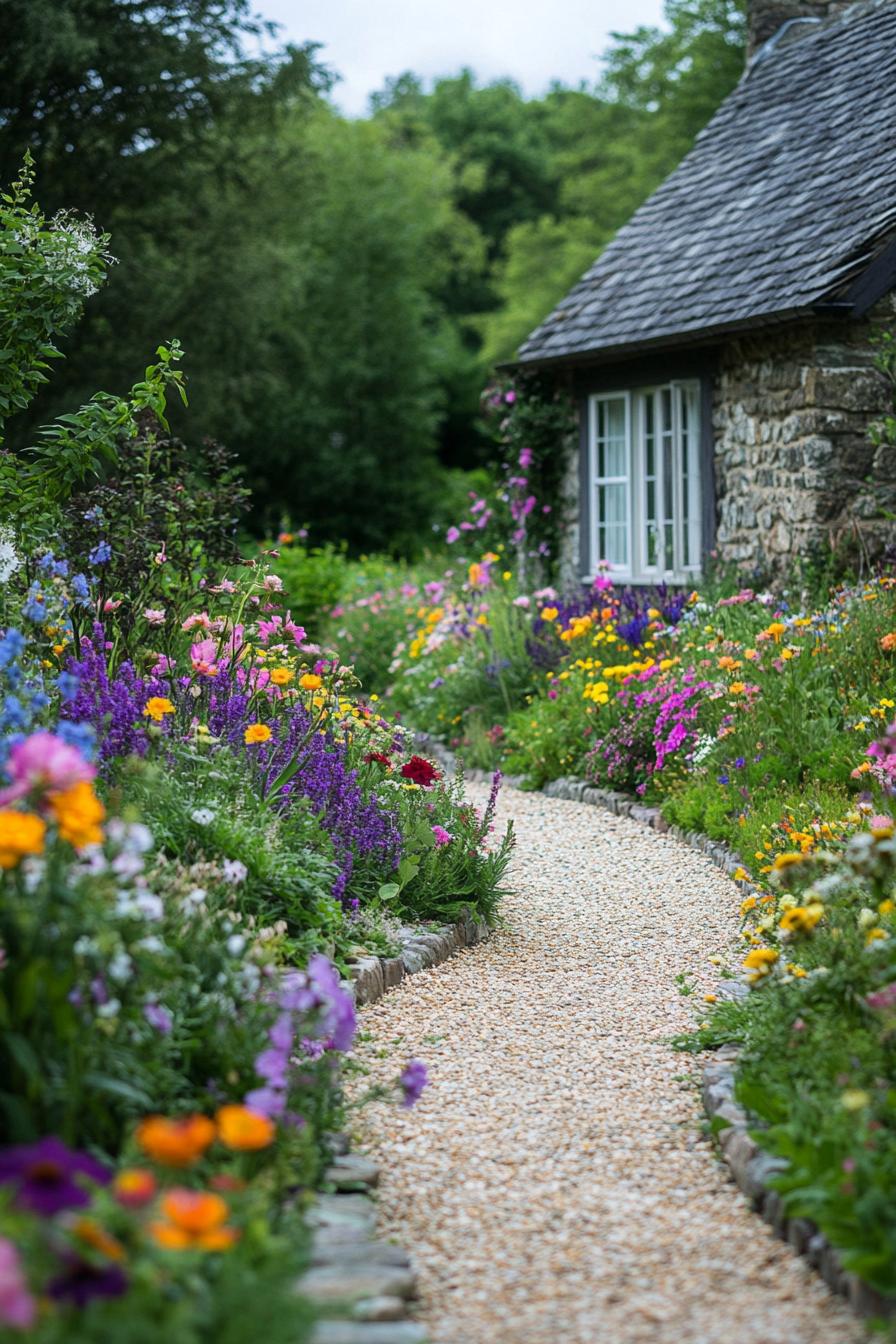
[399,1059,429,1108]
[0,1138,110,1216]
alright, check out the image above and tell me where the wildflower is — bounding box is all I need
[270,667,293,686]
[399,1059,429,1108]
[244,723,271,745]
[136,1114,216,1167]
[766,622,786,643]
[0,1137,109,1215]
[216,1105,275,1151]
[0,811,46,868]
[779,904,824,935]
[49,781,105,848]
[47,1254,128,1307]
[151,1189,237,1251]
[221,858,248,884]
[0,731,96,805]
[880,633,896,652]
[299,673,322,691]
[772,851,804,873]
[540,607,559,622]
[143,1001,173,1034]
[432,825,452,847]
[88,541,112,565]
[0,1238,35,1329]
[262,574,283,592]
[190,638,219,677]
[113,1168,157,1208]
[743,947,779,982]
[729,681,747,695]
[740,896,757,915]
[191,807,216,826]
[143,696,175,722]
[445,527,460,544]
[733,866,748,881]
[840,1089,871,1111]
[400,756,440,787]
[364,751,391,767]
[143,608,166,625]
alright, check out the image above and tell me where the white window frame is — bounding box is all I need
[586,381,702,584]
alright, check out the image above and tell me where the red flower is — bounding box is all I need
[363,751,392,767]
[400,756,440,787]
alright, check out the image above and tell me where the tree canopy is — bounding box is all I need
[0,0,746,551]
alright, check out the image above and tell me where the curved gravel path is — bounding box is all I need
[350,783,867,1344]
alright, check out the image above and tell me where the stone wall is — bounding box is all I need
[713,292,896,574]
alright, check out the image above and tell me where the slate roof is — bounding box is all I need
[517,0,896,367]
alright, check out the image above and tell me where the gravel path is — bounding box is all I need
[349,783,867,1344]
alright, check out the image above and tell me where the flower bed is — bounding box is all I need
[0,167,513,1339]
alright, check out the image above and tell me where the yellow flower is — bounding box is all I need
[143,696,175,722]
[772,851,804,872]
[743,947,778,983]
[244,723,272,744]
[766,622,787,643]
[879,899,895,915]
[733,866,748,881]
[48,782,105,849]
[703,993,717,1004]
[540,607,559,622]
[299,673,322,691]
[778,904,824,935]
[740,896,757,915]
[840,1089,870,1111]
[269,667,293,686]
[729,681,747,695]
[0,810,46,868]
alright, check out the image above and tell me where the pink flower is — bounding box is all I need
[0,1238,35,1330]
[102,599,122,612]
[151,655,176,677]
[866,982,896,1011]
[518,447,533,468]
[445,528,460,543]
[153,542,167,566]
[182,612,213,633]
[190,639,219,677]
[144,608,166,625]
[432,825,452,847]
[262,574,283,592]
[513,596,530,609]
[0,731,96,805]
[209,579,236,594]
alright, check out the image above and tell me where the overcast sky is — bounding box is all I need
[256,0,667,116]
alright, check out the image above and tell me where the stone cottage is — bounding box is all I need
[517,0,896,583]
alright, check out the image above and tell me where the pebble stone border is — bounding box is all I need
[415,737,896,1322]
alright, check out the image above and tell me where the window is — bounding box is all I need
[587,382,702,582]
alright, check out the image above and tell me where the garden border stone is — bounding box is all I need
[411,735,896,1323]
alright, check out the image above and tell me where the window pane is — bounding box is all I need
[661,388,674,572]
[596,396,627,479]
[680,385,702,568]
[597,483,628,567]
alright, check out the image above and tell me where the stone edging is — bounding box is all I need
[345,911,491,1008]
[414,741,896,1323]
[302,1146,428,1344]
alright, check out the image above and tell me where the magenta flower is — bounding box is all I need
[190,639,220,677]
[0,1239,35,1330]
[866,982,896,1011]
[0,1137,110,1216]
[445,527,460,544]
[432,825,453,847]
[0,731,95,805]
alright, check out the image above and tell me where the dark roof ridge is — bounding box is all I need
[517,0,896,367]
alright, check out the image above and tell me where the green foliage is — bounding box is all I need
[0,153,110,442]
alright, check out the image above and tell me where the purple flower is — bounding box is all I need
[87,541,112,566]
[244,1086,286,1118]
[143,1001,173,1034]
[432,825,452,847]
[47,1254,128,1308]
[255,1048,289,1087]
[399,1059,429,1108]
[0,1138,110,1216]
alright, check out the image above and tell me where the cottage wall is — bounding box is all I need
[713,293,896,573]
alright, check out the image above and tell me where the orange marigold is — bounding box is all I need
[136,1114,216,1167]
[151,1189,238,1251]
[215,1104,275,1151]
[0,810,46,868]
[48,781,105,848]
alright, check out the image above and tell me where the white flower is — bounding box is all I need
[96,998,121,1019]
[108,952,133,983]
[226,934,246,957]
[135,935,165,954]
[191,808,216,826]
[73,936,97,957]
[112,851,144,879]
[183,887,207,911]
[221,858,248,884]
[134,891,164,921]
[0,528,21,584]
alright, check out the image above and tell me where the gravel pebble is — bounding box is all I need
[349,784,868,1344]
